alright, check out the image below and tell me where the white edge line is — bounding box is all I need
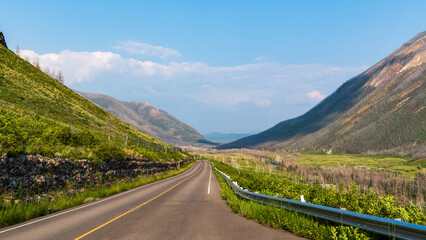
[208,163,212,194]
[0,161,199,234]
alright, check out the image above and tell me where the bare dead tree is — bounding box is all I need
[44,66,50,76]
[56,71,64,83]
[33,58,41,69]
[50,69,56,79]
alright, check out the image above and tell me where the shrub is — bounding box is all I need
[94,144,125,160]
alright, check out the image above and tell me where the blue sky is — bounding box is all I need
[1,1,425,134]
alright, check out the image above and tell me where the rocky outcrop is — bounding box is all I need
[0,32,7,49]
[0,154,192,196]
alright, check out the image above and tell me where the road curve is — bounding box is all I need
[0,161,303,240]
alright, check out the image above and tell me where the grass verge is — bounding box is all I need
[0,161,196,228]
[212,160,426,224]
[212,163,376,239]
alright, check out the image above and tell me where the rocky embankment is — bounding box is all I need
[0,154,191,196]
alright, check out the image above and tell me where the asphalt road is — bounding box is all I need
[0,161,303,240]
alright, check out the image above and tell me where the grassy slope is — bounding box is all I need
[0,44,186,160]
[219,32,426,155]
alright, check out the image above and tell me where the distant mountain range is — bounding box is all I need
[219,31,426,158]
[204,132,255,143]
[80,92,217,147]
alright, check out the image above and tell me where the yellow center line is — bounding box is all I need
[74,162,203,240]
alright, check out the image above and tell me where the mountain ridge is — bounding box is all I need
[218,31,426,158]
[79,92,217,147]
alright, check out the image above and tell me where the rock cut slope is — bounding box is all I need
[219,32,426,157]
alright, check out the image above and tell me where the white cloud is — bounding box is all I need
[20,49,123,83]
[19,48,366,110]
[307,90,326,101]
[254,99,271,107]
[113,40,181,59]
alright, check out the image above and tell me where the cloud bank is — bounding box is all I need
[20,48,365,107]
[19,44,367,132]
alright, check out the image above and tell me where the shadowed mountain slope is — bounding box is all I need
[219,32,426,157]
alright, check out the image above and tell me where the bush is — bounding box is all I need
[94,144,125,160]
[214,167,372,239]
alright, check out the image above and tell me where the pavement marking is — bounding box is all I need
[74,162,204,240]
[208,165,212,194]
[0,162,199,235]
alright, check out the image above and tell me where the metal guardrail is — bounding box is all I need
[212,163,426,240]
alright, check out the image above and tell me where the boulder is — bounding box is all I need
[0,32,7,49]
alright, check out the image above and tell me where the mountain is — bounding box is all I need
[79,92,217,147]
[219,32,426,158]
[204,132,254,143]
[0,41,187,161]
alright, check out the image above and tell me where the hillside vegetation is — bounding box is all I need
[203,149,425,207]
[80,92,216,147]
[0,44,189,161]
[219,32,426,157]
[212,160,425,225]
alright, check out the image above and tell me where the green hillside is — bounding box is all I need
[0,44,188,161]
[219,32,426,157]
[80,92,217,147]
